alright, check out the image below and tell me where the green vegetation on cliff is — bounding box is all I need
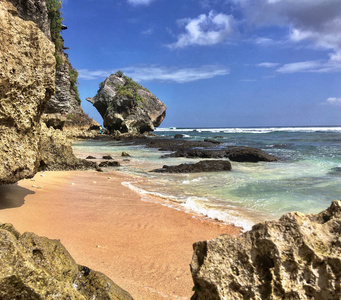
[46,0,63,65]
[113,71,148,104]
[69,68,81,104]
[47,0,81,104]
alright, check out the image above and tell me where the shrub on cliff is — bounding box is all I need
[46,0,63,65]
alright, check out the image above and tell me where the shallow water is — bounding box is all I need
[72,126,341,230]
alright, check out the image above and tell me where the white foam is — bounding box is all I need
[123,181,254,231]
[181,197,254,231]
[182,177,203,185]
[155,126,341,134]
[122,182,183,202]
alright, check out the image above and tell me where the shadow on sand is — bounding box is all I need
[0,184,35,210]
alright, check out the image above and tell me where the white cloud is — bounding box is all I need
[127,0,155,6]
[78,65,230,83]
[142,28,153,35]
[276,60,341,73]
[168,11,235,48]
[325,97,341,106]
[78,70,112,80]
[234,0,341,60]
[276,61,322,73]
[258,62,280,68]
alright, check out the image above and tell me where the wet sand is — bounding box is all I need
[0,170,241,300]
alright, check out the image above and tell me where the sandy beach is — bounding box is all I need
[0,170,240,300]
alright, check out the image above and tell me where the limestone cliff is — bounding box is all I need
[8,0,93,127]
[0,223,133,299]
[87,72,167,134]
[191,200,341,300]
[0,0,55,184]
[7,0,51,38]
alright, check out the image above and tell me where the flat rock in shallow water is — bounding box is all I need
[99,161,120,167]
[86,155,96,159]
[102,155,113,160]
[191,200,341,300]
[152,160,232,173]
[225,146,278,162]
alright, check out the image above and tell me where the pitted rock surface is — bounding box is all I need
[0,0,55,184]
[191,200,341,300]
[0,223,133,300]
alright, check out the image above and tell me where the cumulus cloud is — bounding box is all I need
[127,0,155,6]
[78,65,229,83]
[168,11,235,48]
[325,97,341,106]
[234,0,341,60]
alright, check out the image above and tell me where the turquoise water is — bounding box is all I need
[72,126,341,230]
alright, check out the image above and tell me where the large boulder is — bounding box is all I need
[0,0,55,184]
[0,223,133,300]
[87,72,167,134]
[190,200,341,300]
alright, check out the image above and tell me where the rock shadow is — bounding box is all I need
[0,184,35,210]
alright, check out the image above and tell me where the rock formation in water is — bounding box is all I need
[87,71,167,134]
[190,200,341,300]
[0,223,133,299]
[0,0,55,184]
[153,160,232,173]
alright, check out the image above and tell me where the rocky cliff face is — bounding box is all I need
[7,0,51,38]
[9,0,91,125]
[191,200,341,300]
[0,0,55,184]
[87,72,167,134]
[0,223,133,299]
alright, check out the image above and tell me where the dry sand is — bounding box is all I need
[0,170,241,300]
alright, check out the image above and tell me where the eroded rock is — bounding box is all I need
[190,200,341,300]
[0,223,133,300]
[0,1,55,184]
[39,123,100,172]
[87,72,166,134]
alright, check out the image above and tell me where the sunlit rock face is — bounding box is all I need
[191,200,341,300]
[87,73,167,135]
[0,0,55,184]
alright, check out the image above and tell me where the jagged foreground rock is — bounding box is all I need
[87,72,166,134]
[0,223,133,300]
[191,200,341,300]
[0,0,55,184]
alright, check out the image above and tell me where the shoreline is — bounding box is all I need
[0,170,240,300]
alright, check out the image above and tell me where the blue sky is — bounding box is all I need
[62,0,341,128]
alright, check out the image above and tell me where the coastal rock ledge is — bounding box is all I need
[87,72,166,135]
[0,223,133,300]
[191,200,341,300]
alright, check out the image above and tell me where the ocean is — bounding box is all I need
[72,126,341,231]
